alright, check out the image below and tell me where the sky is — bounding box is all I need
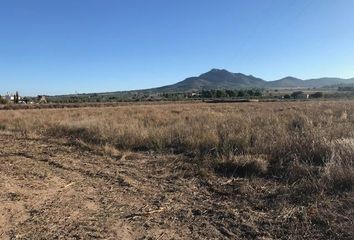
[0,0,354,96]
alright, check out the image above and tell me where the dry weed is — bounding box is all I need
[1,101,353,193]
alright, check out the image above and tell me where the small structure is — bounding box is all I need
[185,92,201,98]
[37,95,47,103]
[20,97,30,104]
[4,93,15,102]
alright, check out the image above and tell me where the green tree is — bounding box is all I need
[201,90,212,98]
[254,89,263,97]
[0,96,7,104]
[247,90,254,96]
[225,90,236,98]
[291,91,303,98]
[237,90,246,98]
[310,92,323,98]
[216,90,226,98]
[14,91,19,104]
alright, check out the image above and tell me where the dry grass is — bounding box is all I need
[1,101,353,238]
[1,101,354,192]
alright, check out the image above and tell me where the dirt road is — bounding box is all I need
[1,132,353,239]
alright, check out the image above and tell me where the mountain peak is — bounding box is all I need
[199,69,236,79]
[210,68,228,72]
[202,68,231,75]
[280,76,302,81]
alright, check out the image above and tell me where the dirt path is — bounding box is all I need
[1,132,353,239]
[0,132,236,239]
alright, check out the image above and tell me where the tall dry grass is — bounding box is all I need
[1,101,353,192]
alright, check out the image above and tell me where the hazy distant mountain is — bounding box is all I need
[268,77,354,88]
[145,69,354,92]
[303,77,354,88]
[267,76,305,88]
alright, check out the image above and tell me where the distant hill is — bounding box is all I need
[144,69,354,92]
[267,77,305,88]
[303,77,354,88]
[150,69,267,92]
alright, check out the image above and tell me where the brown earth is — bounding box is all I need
[0,132,353,240]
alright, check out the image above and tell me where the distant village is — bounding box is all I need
[0,92,47,104]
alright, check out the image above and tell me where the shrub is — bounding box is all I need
[0,96,7,104]
[291,91,304,98]
[310,92,324,98]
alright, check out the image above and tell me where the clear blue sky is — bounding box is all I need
[1,0,353,96]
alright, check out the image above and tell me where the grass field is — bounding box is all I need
[1,101,353,239]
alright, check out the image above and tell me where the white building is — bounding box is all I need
[3,92,21,103]
[4,93,15,102]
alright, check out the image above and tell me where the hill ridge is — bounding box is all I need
[147,69,354,92]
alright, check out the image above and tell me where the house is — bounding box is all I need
[186,92,201,98]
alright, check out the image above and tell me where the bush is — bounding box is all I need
[0,96,7,104]
[310,92,324,98]
[291,91,304,98]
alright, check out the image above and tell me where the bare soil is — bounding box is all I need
[0,132,353,239]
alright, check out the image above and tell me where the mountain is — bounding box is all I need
[150,69,267,92]
[145,69,354,92]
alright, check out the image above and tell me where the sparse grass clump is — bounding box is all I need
[214,155,268,178]
[322,139,354,192]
